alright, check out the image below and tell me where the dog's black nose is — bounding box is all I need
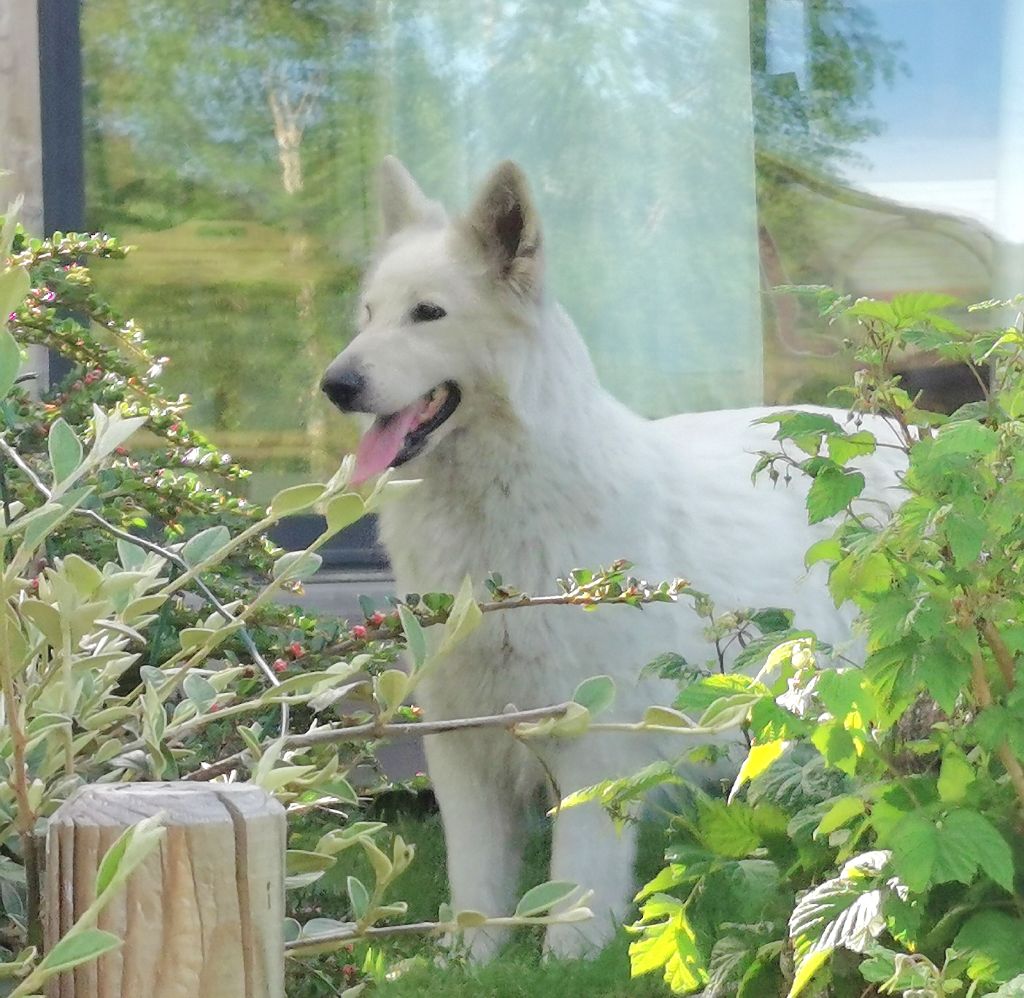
[321,367,366,411]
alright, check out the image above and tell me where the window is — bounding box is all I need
[19,0,1019,557]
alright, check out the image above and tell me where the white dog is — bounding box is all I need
[321,157,903,960]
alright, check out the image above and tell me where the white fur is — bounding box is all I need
[325,158,905,960]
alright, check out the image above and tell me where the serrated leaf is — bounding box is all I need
[954,911,1024,984]
[729,739,788,802]
[38,928,122,973]
[816,796,865,837]
[937,749,976,804]
[827,430,876,465]
[787,948,831,998]
[805,537,842,568]
[573,675,615,716]
[48,418,84,485]
[514,880,578,917]
[806,466,866,525]
[943,809,1014,891]
[789,875,885,956]
[182,525,231,568]
[269,483,326,517]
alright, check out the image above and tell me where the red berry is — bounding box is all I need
[272,658,288,673]
[351,625,367,639]
[288,642,304,658]
[342,964,357,979]
[209,702,221,713]
[370,612,386,626]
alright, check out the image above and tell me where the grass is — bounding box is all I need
[287,806,671,997]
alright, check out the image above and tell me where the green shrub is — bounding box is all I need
[624,291,1024,997]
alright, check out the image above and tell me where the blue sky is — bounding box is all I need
[846,0,1005,183]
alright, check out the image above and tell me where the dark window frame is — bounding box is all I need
[36,0,385,570]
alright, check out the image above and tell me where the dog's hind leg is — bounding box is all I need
[424,730,529,962]
[543,741,640,959]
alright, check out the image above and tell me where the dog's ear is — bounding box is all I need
[379,156,445,237]
[463,161,542,297]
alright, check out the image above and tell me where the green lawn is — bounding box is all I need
[288,809,670,997]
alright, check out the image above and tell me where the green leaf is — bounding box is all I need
[183,673,217,713]
[0,326,21,398]
[0,265,29,322]
[346,876,369,919]
[398,605,427,670]
[375,669,408,712]
[48,418,84,485]
[437,575,482,657]
[937,749,976,804]
[954,911,1024,984]
[930,421,998,460]
[573,675,616,716]
[699,693,762,731]
[943,809,1014,891]
[944,513,986,568]
[323,493,365,533]
[787,949,831,998]
[182,525,231,568]
[38,928,122,973]
[642,705,695,728]
[729,740,788,802]
[630,897,708,992]
[888,813,936,893]
[697,800,761,858]
[816,796,865,837]
[827,430,876,465]
[806,466,866,525]
[272,550,323,582]
[514,880,578,917]
[269,483,326,517]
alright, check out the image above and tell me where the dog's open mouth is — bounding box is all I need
[351,381,461,485]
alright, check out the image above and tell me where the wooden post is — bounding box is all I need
[44,782,286,998]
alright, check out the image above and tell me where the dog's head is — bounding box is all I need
[321,157,543,484]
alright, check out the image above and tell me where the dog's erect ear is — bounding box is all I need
[463,161,542,296]
[379,156,445,237]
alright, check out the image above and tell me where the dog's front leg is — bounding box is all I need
[424,730,528,962]
[543,741,639,959]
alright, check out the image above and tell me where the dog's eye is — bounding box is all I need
[410,302,447,323]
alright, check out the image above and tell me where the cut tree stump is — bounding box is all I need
[44,782,286,998]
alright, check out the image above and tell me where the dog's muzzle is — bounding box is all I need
[321,365,367,412]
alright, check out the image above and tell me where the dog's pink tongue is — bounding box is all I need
[352,401,428,485]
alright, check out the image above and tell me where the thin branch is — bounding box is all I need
[324,588,685,658]
[184,702,574,782]
[285,920,445,955]
[971,647,1024,810]
[980,619,1016,690]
